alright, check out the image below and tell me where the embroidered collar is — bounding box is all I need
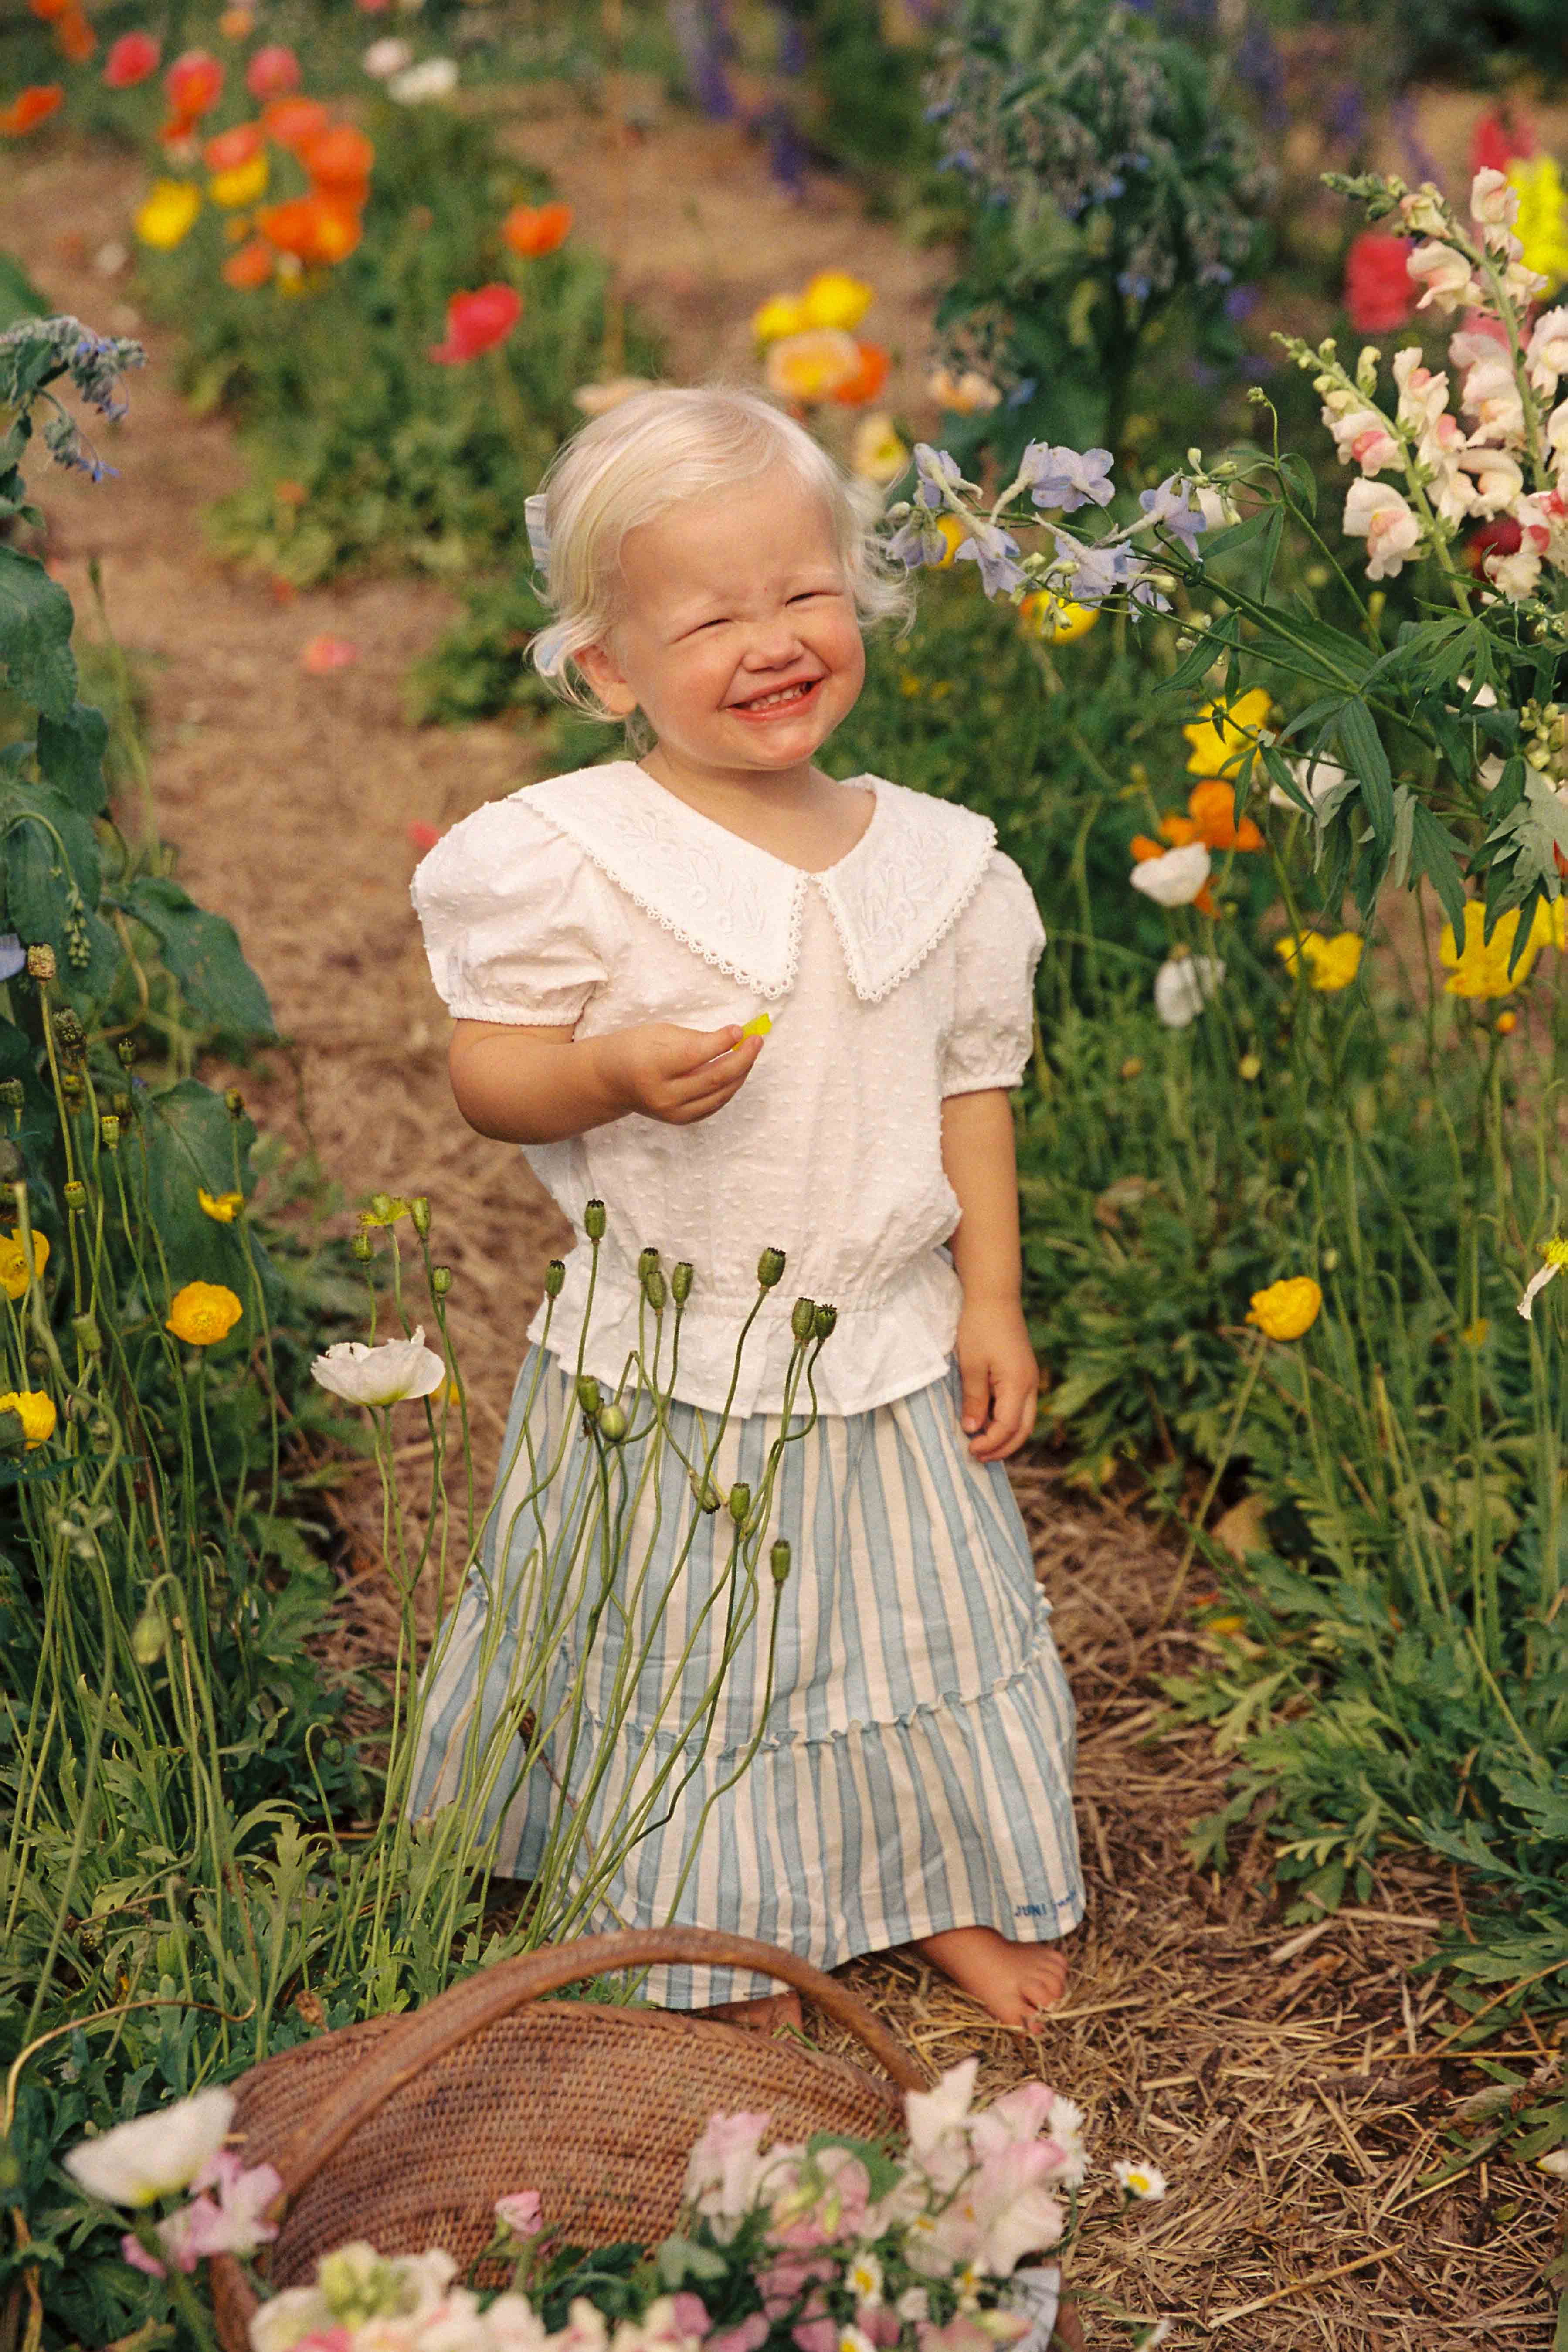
[520,762,997,1005]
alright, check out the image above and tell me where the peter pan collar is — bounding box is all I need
[521,762,997,1005]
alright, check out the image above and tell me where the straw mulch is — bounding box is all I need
[4,111,1564,2352]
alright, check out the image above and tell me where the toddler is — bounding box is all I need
[409,386,1083,2026]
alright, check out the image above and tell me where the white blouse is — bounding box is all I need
[412,761,1045,1417]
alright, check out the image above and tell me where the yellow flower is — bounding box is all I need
[0,1388,57,1448]
[135,179,203,251]
[850,411,908,486]
[1460,1318,1490,1349]
[932,514,968,569]
[1182,689,1273,778]
[1019,591,1098,644]
[358,1193,412,1229]
[209,153,268,208]
[166,1281,243,1346]
[1274,931,1363,992]
[751,292,807,344]
[197,1188,244,1222]
[1246,1276,1323,1341]
[799,269,872,333]
[1438,899,1564,1000]
[763,328,862,404]
[0,1226,48,1300]
[1508,156,1568,292]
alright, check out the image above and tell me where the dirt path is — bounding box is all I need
[2,102,1559,2350]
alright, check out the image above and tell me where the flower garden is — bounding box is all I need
[5,0,1568,2345]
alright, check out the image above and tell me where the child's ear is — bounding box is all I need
[576,638,638,718]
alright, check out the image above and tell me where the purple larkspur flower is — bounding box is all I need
[886,515,947,569]
[1020,443,1115,513]
[912,444,964,511]
[954,520,1024,598]
[1138,476,1205,556]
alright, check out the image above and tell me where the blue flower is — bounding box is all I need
[912,444,964,512]
[0,934,25,984]
[1020,443,1115,514]
[954,521,1025,599]
[1116,270,1152,302]
[886,516,947,570]
[1138,476,1205,557]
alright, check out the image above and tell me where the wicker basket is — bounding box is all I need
[208,1928,932,2352]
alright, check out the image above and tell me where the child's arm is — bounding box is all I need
[940,1088,1039,1463]
[448,1018,765,1144]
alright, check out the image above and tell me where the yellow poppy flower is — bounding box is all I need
[209,153,268,208]
[1438,899,1564,1000]
[1181,689,1273,778]
[358,1193,412,1229]
[197,1188,244,1222]
[799,269,872,333]
[0,1388,57,1448]
[850,412,908,486]
[1508,156,1568,292]
[751,292,807,344]
[0,1226,48,1300]
[931,514,968,569]
[763,328,862,404]
[1019,591,1098,643]
[1274,932,1363,992]
[1246,1276,1323,1341]
[166,1280,243,1346]
[135,179,203,251]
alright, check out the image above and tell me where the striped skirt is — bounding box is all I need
[409,1348,1083,2007]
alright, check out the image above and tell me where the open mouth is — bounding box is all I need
[730,678,821,718]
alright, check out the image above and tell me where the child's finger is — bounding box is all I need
[958,1361,993,1436]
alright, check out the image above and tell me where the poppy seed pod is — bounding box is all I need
[813,1303,838,1343]
[64,1181,86,1213]
[410,1195,431,1237]
[644,1268,666,1311]
[770,1538,791,1586]
[544,1259,566,1297]
[597,1403,628,1442]
[638,1246,660,1280]
[352,1233,373,1262]
[584,1198,607,1240]
[728,1481,751,1526]
[757,1245,786,1289]
[431,1266,452,1296]
[576,1374,601,1416]
[791,1296,817,1342]
[672,1260,694,1304]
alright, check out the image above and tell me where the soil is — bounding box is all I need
[2,81,1564,2351]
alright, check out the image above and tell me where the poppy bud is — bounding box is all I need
[728,1481,751,1525]
[813,1303,837,1342]
[73,1313,102,1353]
[544,1258,566,1297]
[689,1467,722,1512]
[672,1260,694,1304]
[132,1609,166,1666]
[770,1537,791,1586]
[791,1296,816,1343]
[597,1402,628,1442]
[431,1265,452,1296]
[576,1374,601,1416]
[224,1087,245,1118]
[100,1114,120,1150]
[757,1245,786,1289]
[585,1198,607,1240]
[411,1195,431,1236]
[352,1232,373,1262]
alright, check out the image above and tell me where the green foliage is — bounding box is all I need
[135,104,660,586]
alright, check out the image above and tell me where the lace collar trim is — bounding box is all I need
[521,763,997,1004]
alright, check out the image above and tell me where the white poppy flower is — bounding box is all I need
[363,37,414,75]
[311,1326,446,1406]
[1537,2147,1568,2177]
[1270,753,1347,814]
[64,2087,234,2209]
[1130,842,1211,907]
[387,56,458,102]
[1518,1237,1568,1320]
[1154,954,1225,1028]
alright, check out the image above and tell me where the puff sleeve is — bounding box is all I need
[940,850,1045,1096]
[411,798,617,1025]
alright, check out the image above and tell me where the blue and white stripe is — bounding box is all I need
[410,1349,1083,2007]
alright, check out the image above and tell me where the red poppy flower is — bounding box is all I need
[53,7,96,63]
[501,200,572,258]
[258,193,362,265]
[1471,109,1534,177]
[1343,233,1415,334]
[830,341,890,407]
[103,30,160,84]
[261,94,330,152]
[223,239,275,288]
[0,84,63,135]
[428,283,523,363]
[301,634,357,674]
[245,43,300,100]
[204,120,265,172]
[166,48,223,122]
[28,0,70,20]
[301,123,374,193]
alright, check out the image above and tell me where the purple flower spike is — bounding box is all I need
[1020,443,1116,513]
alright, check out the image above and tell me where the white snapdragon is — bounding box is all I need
[1527,307,1568,398]
[1459,356,1527,448]
[1392,348,1448,433]
[1342,477,1422,578]
[1457,448,1525,517]
[1407,241,1477,314]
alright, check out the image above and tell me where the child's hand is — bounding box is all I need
[955,1296,1039,1462]
[591,1022,764,1126]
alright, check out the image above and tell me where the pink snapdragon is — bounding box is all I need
[1343,478,1422,577]
[1407,241,1478,314]
[122,2148,282,2278]
[1527,307,1568,398]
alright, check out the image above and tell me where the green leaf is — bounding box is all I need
[0,544,76,720]
[35,703,108,816]
[1336,699,1393,845]
[137,1078,259,1295]
[1389,785,1415,890]
[121,875,276,1043]
[1488,773,1568,906]
[1407,805,1468,934]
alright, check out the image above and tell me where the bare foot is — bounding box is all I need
[696,1989,805,2034]
[914,1927,1069,2029]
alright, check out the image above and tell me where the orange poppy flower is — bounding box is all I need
[222,237,275,288]
[0,84,63,134]
[204,121,265,172]
[28,0,70,20]
[1187,778,1264,852]
[501,200,572,257]
[261,94,331,151]
[258,193,361,265]
[830,342,890,407]
[53,9,96,64]
[301,122,374,192]
[165,48,223,121]
[1157,813,1201,847]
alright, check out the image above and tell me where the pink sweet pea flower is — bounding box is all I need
[495,2190,544,2239]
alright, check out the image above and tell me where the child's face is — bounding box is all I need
[580,465,866,786]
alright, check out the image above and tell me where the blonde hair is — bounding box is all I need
[527,385,912,718]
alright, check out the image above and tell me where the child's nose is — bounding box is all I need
[741,612,806,664]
